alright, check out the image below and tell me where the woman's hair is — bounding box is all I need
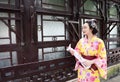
[85,19,98,35]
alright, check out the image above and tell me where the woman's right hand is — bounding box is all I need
[82,59,94,68]
[69,49,74,56]
[67,44,74,56]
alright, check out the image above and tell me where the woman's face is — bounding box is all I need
[82,23,92,35]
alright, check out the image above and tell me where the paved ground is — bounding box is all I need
[104,75,120,82]
[66,75,120,82]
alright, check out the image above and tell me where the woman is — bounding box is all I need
[68,19,107,82]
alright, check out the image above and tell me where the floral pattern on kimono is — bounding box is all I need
[74,36,107,82]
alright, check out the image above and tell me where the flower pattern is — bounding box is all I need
[75,36,107,82]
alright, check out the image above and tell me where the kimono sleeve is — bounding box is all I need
[74,39,83,54]
[95,40,107,79]
[74,39,83,70]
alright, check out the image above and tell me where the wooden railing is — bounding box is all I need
[0,56,76,82]
[0,48,120,82]
[107,47,120,66]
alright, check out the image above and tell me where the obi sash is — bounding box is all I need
[80,55,98,70]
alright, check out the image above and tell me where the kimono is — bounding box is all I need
[74,36,107,82]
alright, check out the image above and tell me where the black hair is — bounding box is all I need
[85,19,98,35]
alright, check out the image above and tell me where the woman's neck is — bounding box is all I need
[86,33,95,41]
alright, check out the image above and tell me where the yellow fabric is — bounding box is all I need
[75,36,107,82]
[78,69,100,82]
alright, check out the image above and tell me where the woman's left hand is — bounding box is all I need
[82,59,94,68]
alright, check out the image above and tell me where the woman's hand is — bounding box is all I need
[82,59,94,68]
[67,44,74,56]
[69,49,74,56]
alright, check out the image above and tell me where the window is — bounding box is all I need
[37,15,69,61]
[0,51,17,68]
[107,23,119,49]
[0,10,21,67]
[39,46,66,61]
[108,5,118,18]
[35,0,69,11]
[0,0,15,5]
[0,12,16,45]
[37,15,68,42]
[43,16,65,41]
[107,2,119,49]
[81,0,100,16]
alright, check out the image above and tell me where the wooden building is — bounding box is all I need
[0,0,120,81]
